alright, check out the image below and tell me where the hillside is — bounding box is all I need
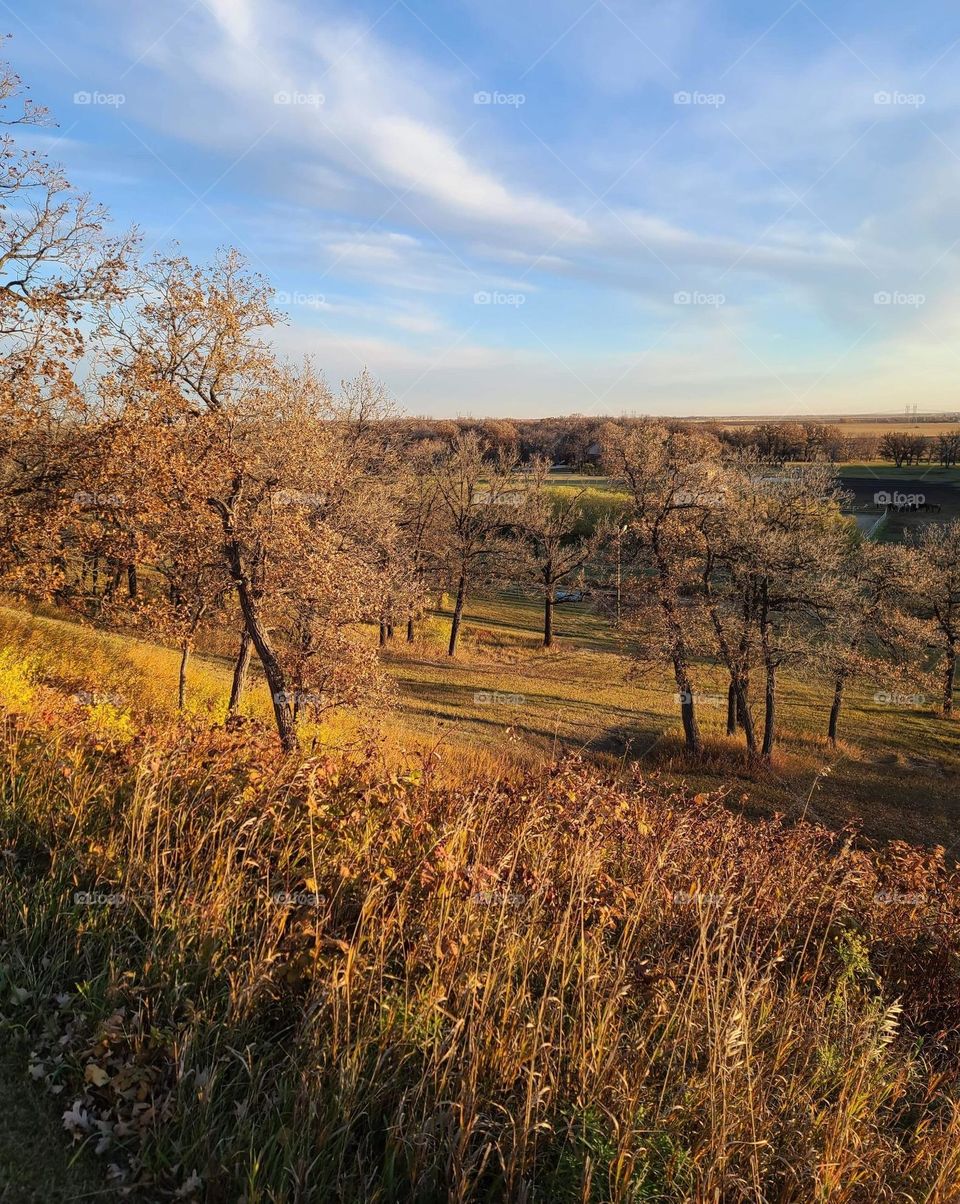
[1,614,960,1200]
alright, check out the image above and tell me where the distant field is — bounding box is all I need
[706,416,960,436]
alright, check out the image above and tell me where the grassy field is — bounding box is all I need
[709,417,960,437]
[2,583,957,850]
[2,631,959,1201]
[0,591,959,1199]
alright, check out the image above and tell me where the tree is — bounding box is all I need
[434,431,517,657]
[601,420,725,756]
[820,540,912,744]
[879,432,928,467]
[101,248,394,750]
[0,50,133,593]
[394,443,442,641]
[733,464,849,759]
[0,52,133,375]
[912,520,960,717]
[202,365,394,749]
[516,457,606,647]
[937,429,960,468]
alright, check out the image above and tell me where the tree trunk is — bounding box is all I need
[210,498,297,752]
[761,662,776,760]
[448,574,467,657]
[379,620,387,647]
[543,584,554,648]
[673,657,702,755]
[228,629,252,714]
[127,562,138,598]
[706,594,754,752]
[944,641,956,717]
[178,642,190,712]
[406,614,415,642]
[736,679,757,754]
[828,673,845,744]
[105,562,122,601]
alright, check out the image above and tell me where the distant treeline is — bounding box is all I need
[391,417,960,467]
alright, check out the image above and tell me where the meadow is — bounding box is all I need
[1,606,959,1201]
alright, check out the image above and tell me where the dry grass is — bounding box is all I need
[1,659,959,1200]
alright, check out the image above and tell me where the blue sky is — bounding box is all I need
[9,0,960,416]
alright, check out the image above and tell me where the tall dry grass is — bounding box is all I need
[2,661,960,1201]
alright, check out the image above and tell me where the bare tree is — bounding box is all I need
[434,431,517,657]
[912,519,960,717]
[820,540,912,744]
[601,420,725,756]
[516,456,606,647]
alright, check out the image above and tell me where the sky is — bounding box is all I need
[8,0,960,418]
